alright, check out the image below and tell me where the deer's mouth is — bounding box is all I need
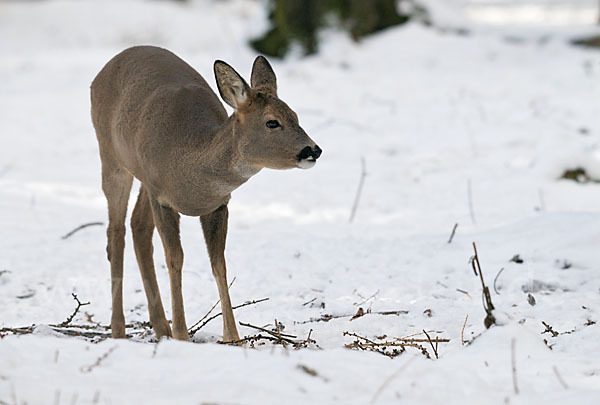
[297,157,316,169]
[296,145,321,169]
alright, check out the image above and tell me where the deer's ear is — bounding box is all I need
[251,55,277,95]
[214,60,251,109]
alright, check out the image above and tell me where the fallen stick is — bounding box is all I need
[238,321,298,344]
[553,365,569,389]
[49,328,116,340]
[461,314,469,345]
[493,267,505,295]
[422,329,439,359]
[447,223,458,244]
[188,277,236,332]
[295,309,408,325]
[61,222,103,240]
[56,293,90,327]
[188,297,269,336]
[471,243,496,328]
[343,331,449,359]
[220,324,318,349]
[354,289,379,306]
[349,157,367,223]
[511,338,519,394]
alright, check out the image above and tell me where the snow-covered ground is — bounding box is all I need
[1,0,599,404]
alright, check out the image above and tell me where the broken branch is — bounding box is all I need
[349,156,367,223]
[471,243,496,328]
[188,297,269,336]
[422,329,439,359]
[188,277,236,332]
[61,222,103,240]
[295,308,408,325]
[448,223,458,244]
[56,294,90,327]
[344,331,449,359]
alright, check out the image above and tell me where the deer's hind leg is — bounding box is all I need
[148,196,189,341]
[131,185,172,339]
[101,165,133,339]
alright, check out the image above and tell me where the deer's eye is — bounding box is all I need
[266,120,280,129]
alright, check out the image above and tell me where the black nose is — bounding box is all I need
[312,145,322,159]
[298,145,322,160]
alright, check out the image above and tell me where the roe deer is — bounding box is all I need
[91,46,321,341]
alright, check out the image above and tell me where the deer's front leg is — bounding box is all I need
[149,198,189,341]
[200,204,240,342]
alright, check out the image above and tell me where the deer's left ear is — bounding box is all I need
[251,55,277,95]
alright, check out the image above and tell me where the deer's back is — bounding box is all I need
[91,46,227,182]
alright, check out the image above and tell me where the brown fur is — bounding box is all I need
[91,46,319,340]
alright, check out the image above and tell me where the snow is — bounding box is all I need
[1,0,600,404]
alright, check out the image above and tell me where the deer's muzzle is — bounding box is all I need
[297,145,322,169]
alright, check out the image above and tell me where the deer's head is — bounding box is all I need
[214,56,321,171]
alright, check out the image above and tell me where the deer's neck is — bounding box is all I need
[182,114,260,198]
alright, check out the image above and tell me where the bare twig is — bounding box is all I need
[461,314,469,345]
[61,222,103,240]
[344,331,448,359]
[56,294,90,327]
[239,321,297,344]
[220,322,318,349]
[395,337,450,343]
[470,243,496,328]
[349,157,367,223]
[0,320,152,341]
[188,277,236,332]
[448,223,458,244]
[188,297,269,336]
[541,321,559,337]
[511,338,519,394]
[344,332,408,359]
[493,267,505,295]
[80,345,118,373]
[553,365,569,389]
[456,288,471,299]
[219,333,281,347]
[354,289,379,306]
[295,309,408,325]
[375,310,409,316]
[16,290,35,299]
[422,329,438,359]
[47,328,114,340]
[302,297,316,306]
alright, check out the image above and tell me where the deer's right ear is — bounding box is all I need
[214,60,251,109]
[251,55,277,95]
